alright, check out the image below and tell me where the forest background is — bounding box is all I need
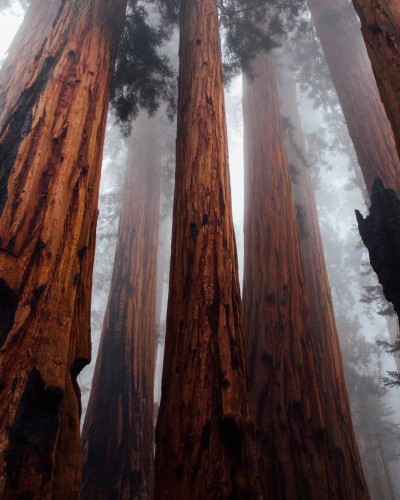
[1,0,400,498]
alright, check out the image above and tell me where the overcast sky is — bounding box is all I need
[0,4,23,63]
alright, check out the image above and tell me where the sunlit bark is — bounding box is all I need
[279,60,369,499]
[81,112,161,499]
[153,0,260,496]
[307,0,400,196]
[243,49,336,499]
[0,0,127,496]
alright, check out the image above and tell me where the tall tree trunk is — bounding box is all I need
[0,0,127,497]
[278,60,369,499]
[153,0,260,496]
[0,0,62,129]
[243,49,337,500]
[306,0,400,196]
[81,111,161,500]
[350,1,400,162]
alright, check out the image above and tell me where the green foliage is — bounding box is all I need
[221,0,306,80]
[381,371,400,389]
[361,285,395,317]
[111,2,176,135]
[111,0,309,127]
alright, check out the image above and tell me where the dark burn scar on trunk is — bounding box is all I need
[220,415,242,458]
[0,279,18,348]
[190,222,199,239]
[356,178,400,317]
[0,56,58,218]
[5,368,63,493]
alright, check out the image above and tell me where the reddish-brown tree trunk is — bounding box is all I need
[0,0,127,497]
[243,49,341,499]
[0,0,62,128]
[349,1,400,162]
[153,0,260,496]
[81,112,161,500]
[307,0,400,195]
[278,61,369,499]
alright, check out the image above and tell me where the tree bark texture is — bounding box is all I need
[356,179,400,319]
[154,0,260,496]
[0,0,62,130]
[0,0,127,497]
[81,111,161,500]
[350,0,400,163]
[243,50,342,499]
[278,60,369,499]
[307,0,400,196]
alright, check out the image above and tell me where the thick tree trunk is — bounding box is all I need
[278,60,369,499]
[0,0,127,497]
[307,0,400,196]
[243,49,336,499]
[153,0,260,496]
[81,111,161,500]
[350,0,400,162]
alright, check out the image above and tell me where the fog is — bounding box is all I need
[1,0,400,497]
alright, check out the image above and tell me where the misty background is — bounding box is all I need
[1,1,400,497]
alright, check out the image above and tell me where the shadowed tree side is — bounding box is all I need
[356,179,400,321]
[306,0,400,196]
[350,0,400,162]
[153,0,260,496]
[81,111,161,499]
[278,59,369,499]
[0,0,128,496]
[242,49,336,500]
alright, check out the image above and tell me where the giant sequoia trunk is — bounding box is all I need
[82,113,161,499]
[81,112,161,499]
[243,49,338,499]
[307,0,400,196]
[0,0,61,128]
[0,0,127,497]
[153,0,260,496]
[350,0,400,161]
[278,61,369,499]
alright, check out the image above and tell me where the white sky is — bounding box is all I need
[0,4,24,63]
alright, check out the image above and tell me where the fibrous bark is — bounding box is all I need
[279,60,369,499]
[350,0,400,162]
[153,0,260,496]
[307,0,400,196]
[0,0,62,130]
[243,49,335,499]
[81,112,161,499]
[356,179,400,319]
[0,0,127,497]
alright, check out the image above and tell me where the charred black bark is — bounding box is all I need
[5,368,63,497]
[356,178,400,317]
[0,56,59,217]
[0,279,18,347]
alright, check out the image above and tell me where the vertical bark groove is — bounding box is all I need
[0,0,128,496]
[81,112,161,500]
[350,0,400,162]
[307,0,400,196]
[243,50,341,499]
[154,0,260,496]
[279,60,369,499]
